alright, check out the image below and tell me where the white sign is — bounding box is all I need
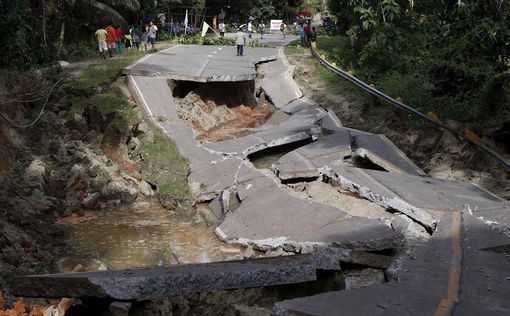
[270,19,283,33]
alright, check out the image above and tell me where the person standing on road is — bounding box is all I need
[280,22,286,39]
[131,25,141,51]
[218,21,225,38]
[114,25,123,53]
[298,24,305,47]
[148,21,158,49]
[141,25,149,51]
[247,20,253,39]
[310,26,317,46]
[304,21,312,47]
[105,24,116,55]
[94,27,109,59]
[258,21,265,39]
[236,28,246,56]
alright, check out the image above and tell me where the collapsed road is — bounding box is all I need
[13,41,510,315]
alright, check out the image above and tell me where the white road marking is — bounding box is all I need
[130,76,154,117]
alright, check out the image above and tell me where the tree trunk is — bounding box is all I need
[57,19,66,58]
[42,0,47,47]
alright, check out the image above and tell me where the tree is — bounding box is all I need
[53,0,141,57]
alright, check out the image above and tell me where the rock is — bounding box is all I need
[65,164,86,190]
[265,248,293,257]
[101,181,138,202]
[58,60,71,67]
[109,302,132,316]
[24,159,46,189]
[390,214,430,243]
[63,196,81,214]
[127,136,141,153]
[343,268,386,290]
[138,180,154,197]
[82,192,101,208]
[243,246,255,259]
[72,264,85,272]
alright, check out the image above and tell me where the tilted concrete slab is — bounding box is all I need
[321,109,343,130]
[124,45,279,82]
[273,131,352,180]
[273,210,510,316]
[204,124,321,157]
[272,213,456,316]
[322,166,504,229]
[351,131,425,176]
[216,175,402,252]
[280,97,316,114]
[259,56,303,109]
[12,255,318,300]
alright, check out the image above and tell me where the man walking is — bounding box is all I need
[94,27,109,59]
[280,22,286,39]
[236,28,246,56]
[258,21,265,39]
[148,21,158,49]
[105,24,116,55]
[218,21,225,38]
[247,20,253,39]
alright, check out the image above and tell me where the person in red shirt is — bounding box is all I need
[114,26,123,53]
[105,24,116,55]
[304,21,312,47]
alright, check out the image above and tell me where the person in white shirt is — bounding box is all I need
[218,21,225,37]
[235,29,246,56]
[247,20,253,39]
[148,21,158,48]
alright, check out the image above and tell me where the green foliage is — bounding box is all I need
[321,0,510,128]
[178,35,236,46]
[72,52,146,90]
[141,130,191,200]
[72,90,141,136]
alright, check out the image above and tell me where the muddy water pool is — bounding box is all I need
[61,203,242,271]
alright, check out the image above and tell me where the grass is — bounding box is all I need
[71,41,172,91]
[71,52,147,91]
[67,41,191,202]
[140,130,191,200]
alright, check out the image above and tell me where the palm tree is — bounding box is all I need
[54,0,141,57]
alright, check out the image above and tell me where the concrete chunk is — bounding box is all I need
[13,255,318,300]
[273,131,351,180]
[217,176,402,252]
[261,70,303,108]
[352,131,425,176]
[280,97,316,114]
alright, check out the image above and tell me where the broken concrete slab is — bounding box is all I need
[351,131,425,176]
[204,124,320,157]
[272,213,457,316]
[280,97,316,114]
[322,166,504,229]
[260,70,303,108]
[321,109,343,130]
[124,45,279,83]
[216,175,402,252]
[272,131,351,180]
[12,255,318,300]
[275,106,328,128]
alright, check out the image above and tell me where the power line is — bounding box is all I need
[0,78,67,129]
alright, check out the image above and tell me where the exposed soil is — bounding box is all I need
[172,80,274,141]
[286,47,510,199]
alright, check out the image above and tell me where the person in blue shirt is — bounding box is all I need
[298,24,305,47]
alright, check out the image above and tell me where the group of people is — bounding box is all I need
[94,22,158,59]
[298,22,317,47]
